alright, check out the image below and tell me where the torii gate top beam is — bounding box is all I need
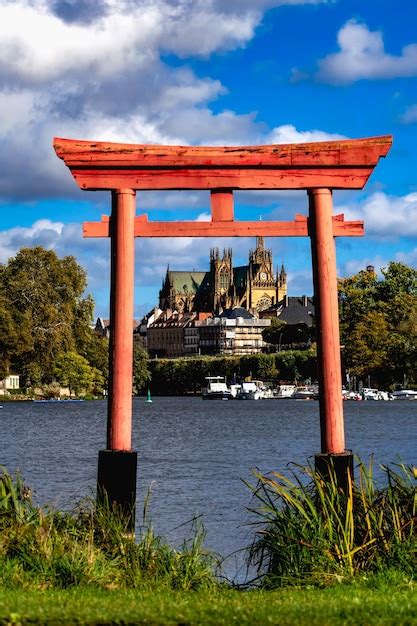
[54,135,392,191]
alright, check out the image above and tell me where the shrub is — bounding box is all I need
[0,469,218,591]
[247,459,417,587]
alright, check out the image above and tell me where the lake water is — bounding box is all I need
[1,397,416,580]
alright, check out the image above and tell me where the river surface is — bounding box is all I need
[1,397,416,580]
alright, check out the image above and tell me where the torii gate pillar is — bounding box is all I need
[309,189,353,488]
[97,189,137,525]
[54,134,392,516]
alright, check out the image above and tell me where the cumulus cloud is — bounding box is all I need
[267,124,346,143]
[0,1,258,86]
[0,218,110,288]
[316,20,417,84]
[0,0,334,202]
[338,191,417,238]
[0,216,260,310]
[0,219,64,263]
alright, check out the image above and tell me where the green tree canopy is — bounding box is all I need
[133,344,151,394]
[0,246,105,387]
[262,317,286,346]
[339,262,417,388]
[54,351,104,397]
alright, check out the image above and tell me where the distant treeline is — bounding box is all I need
[147,350,317,395]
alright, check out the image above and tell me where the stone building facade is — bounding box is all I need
[158,237,287,315]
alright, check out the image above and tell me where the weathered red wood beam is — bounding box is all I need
[211,190,234,221]
[69,167,374,191]
[54,135,392,167]
[83,215,364,238]
[54,135,392,191]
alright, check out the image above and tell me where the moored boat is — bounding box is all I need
[236,381,264,400]
[202,376,233,400]
[361,388,393,401]
[292,386,318,400]
[276,384,296,399]
[391,389,417,400]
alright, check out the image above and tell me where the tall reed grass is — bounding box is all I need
[0,468,218,590]
[247,459,417,587]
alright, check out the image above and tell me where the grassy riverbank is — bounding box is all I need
[0,580,416,625]
[1,462,415,624]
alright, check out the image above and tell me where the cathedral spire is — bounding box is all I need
[256,236,265,251]
[164,263,171,286]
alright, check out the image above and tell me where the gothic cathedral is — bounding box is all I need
[159,237,287,314]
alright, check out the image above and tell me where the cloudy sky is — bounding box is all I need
[1,0,417,318]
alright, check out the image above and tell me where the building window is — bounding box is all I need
[219,267,229,291]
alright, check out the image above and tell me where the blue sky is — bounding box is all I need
[1,0,417,318]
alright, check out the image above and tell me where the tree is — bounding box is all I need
[339,262,417,388]
[262,318,286,347]
[262,317,313,350]
[0,247,96,384]
[338,268,379,338]
[133,344,151,394]
[347,311,391,380]
[76,327,109,387]
[54,351,103,397]
[0,294,18,379]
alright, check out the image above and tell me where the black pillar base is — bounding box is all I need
[97,450,137,531]
[315,451,354,494]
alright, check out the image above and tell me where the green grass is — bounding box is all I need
[247,459,417,586]
[1,463,416,624]
[0,468,218,593]
[0,579,416,625]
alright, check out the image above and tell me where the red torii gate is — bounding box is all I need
[54,135,392,517]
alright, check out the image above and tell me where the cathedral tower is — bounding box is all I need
[210,247,233,311]
[248,237,276,311]
[158,237,287,315]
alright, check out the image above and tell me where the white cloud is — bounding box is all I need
[340,248,417,278]
[400,104,417,124]
[338,191,417,238]
[0,219,64,263]
[395,247,417,267]
[0,1,260,86]
[0,0,337,202]
[267,123,346,143]
[340,256,387,278]
[195,213,211,222]
[316,20,417,84]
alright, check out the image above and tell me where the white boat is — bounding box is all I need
[292,386,318,400]
[391,389,417,400]
[236,381,264,400]
[276,384,296,398]
[361,388,392,401]
[362,388,380,401]
[229,383,241,398]
[201,376,233,400]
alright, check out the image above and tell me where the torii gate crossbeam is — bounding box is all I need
[54,134,392,522]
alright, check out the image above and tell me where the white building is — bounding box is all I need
[198,308,270,355]
[0,374,20,395]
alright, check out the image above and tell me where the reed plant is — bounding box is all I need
[0,467,218,591]
[247,459,417,587]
